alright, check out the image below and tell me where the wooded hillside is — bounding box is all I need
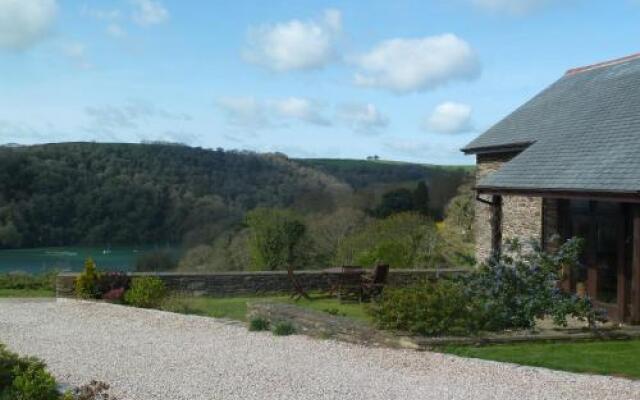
[0,143,472,251]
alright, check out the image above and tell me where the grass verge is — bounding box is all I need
[161,294,373,323]
[0,288,55,298]
[443,340,640,379]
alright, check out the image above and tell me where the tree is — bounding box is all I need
[438,184,475,267]
[413,181,430,216]
[0,220,22,248]
[370,188,415,218]
[305,208,369,266]
[245,208,307,270]
[335,212,442,268]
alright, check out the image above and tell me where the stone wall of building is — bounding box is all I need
[475,152,545,261]
[475,152,516,262]
[501,195,542,251]
[56,268,468,298]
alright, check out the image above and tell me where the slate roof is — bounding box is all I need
[463,53,640,194]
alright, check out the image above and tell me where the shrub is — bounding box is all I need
[74,258,100,299]
[248,317,270,331]
[135,250,177,272]
[3,363,59,400]
[124,277,167,308]
[95,272,130,301]
[0,271,56,291]
[463,237,598,331]
[0,343,59,400]
[372,280,480,336]
[272,321,296,336]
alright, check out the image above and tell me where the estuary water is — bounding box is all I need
[0,246,180,274]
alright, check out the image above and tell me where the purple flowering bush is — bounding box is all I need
[373,237,599,336]
[463,237,598,331]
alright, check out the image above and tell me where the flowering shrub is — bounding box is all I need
[75,260,130,301]
[95,273,130,302]
[463,237,598,331]
[373,237,599,336]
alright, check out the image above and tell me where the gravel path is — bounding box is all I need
[1,299,639,400]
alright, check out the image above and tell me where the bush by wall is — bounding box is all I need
[124,277,167,308]
[0,272,56,292]
[74,259,100,299]
[372,280,480,336]
[74,260,130,302]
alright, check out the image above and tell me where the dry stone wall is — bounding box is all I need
[56,268,468,298]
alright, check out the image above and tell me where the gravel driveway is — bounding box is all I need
[0,299,638,400]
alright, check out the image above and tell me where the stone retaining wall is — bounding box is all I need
[56,268,468,298]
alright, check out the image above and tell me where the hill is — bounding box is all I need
[0,143,472,249]
[297,158,473,217]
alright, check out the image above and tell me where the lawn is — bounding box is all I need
[0,273,56,298]
[0,288,55,298]
[160,294,373,323]
[444,340,640,379]
[275,296,373,323]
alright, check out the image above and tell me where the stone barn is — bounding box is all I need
[463,53,640,323]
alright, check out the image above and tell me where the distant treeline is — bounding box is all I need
[0,143,471,252]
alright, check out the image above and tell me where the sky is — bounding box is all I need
[1,1,640,165]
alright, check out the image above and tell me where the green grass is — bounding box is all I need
[0,272,56,298]
[160,295,271,321]
[444,340,640,379]
[160,294,373,323]
[275,296,373,323]
[0,288,55,298]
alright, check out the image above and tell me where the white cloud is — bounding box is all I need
[217,96,331,130]
[243,9,342,72]
[338,103,389,135]
[131,0,169,26]
[471,0,552,14]
[106,24,127,38]
[353,34,480,93]
[0,0,57,50]
[270,97,331,126]
[85,100,191,134]
[424,102,473,134]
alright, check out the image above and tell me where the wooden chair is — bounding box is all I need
[287,265,310,301]
[336,266,364,303]
[361,264,389,301]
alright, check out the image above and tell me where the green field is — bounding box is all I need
[444,340,640,379]
[0,246,180,274]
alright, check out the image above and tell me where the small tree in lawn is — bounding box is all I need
[245,208,307,270]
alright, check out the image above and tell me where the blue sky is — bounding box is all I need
[1,0,639,164]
